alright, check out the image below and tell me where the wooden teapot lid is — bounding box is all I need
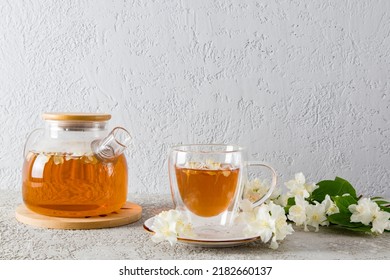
[42,113,111,122]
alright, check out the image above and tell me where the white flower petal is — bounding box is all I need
[349,198,380,226]
[150,209,195,246]
[295,173,306,185]
[306,203,327,232]
[288,195,309,226]
[305,182,318,194]
[273,193,289,207]
[321,195,339,215]
[288,205,306,226]
[239,199,254,213]
[269,236,279,250]
[371,211,390,234]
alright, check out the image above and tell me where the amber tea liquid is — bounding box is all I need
[175,165,239,217]
[22,151,128,217]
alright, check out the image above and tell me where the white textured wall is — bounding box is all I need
[0,0,389,197]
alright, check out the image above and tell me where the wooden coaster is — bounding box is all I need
[15,202,142,230]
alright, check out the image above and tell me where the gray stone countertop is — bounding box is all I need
[0,190,389,260]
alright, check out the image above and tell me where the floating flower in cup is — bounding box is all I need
[184,159,222,170]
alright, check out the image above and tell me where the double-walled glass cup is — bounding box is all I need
[168,144,277,233]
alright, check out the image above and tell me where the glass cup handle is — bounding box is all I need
[23,128,44,158]
[247,161,277,208]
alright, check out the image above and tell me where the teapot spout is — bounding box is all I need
[92,127,131,161]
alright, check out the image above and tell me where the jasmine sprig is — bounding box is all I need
[149,174,389,248]
[283,175,390,234]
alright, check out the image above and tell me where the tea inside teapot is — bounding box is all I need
[22,113,131,218]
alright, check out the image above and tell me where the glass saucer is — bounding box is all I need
[143,216,261,248]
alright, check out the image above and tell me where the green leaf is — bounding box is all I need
[334,177,357,199]
[287,197,295,206]
[327,213,371,232]
[333,195,358,213]
[328,213,359,227]
[373,200,389,205]
[379,205,390,213]
[371,197,390,212]
[284,197,295,213]
[311,177,357,202]
[336,226,373,233]
[372,198,390,210]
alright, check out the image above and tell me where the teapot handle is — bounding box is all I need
[23,128,45,158]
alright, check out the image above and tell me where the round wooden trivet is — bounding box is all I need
[15,202,142,230]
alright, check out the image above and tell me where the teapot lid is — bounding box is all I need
[42,113,111,122]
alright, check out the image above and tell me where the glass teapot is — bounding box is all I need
[22,113,131,217]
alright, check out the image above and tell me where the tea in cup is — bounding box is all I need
[168,144,277,231]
